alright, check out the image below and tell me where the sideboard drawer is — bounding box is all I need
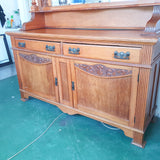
[63,43,141,63]
[15,38,61,54]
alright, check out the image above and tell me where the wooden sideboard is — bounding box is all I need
[7,0,160,148]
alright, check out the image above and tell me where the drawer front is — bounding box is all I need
[15,38,61,54]
[63,43,141,63]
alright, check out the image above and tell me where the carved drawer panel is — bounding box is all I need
[63,43,141,64]
[15,38,61,54]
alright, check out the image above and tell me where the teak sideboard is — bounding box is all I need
[7,0,160,148]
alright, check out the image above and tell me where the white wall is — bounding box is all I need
[0,0,19,33]
[17,0,31,24]
[0,0,31,31]
[0,0,31,61]
[0,0,19,61]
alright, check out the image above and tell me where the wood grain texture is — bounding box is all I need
[18,51,58,101]
[56,58,73,107]
[6,1,160,147]
[63,43,141,64]
[10,36,16,48]
[134,68,151,130]
[71,61,139,126]
[15,38,61,54]
[132,132,145,148]
[44,7,153,30]
[6,29,158,45]
[140,45,153,65]
[13,50,28,101]
[11,47,153,69]
[129,68,139,127]
[52,57,60,102]
[21,13,45,31]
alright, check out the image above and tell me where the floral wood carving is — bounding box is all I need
[19,53,51,64]
[74,63,132,77]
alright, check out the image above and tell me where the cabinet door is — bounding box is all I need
[17,52,59,102]
[71,61,139,126]
[56,58,73,107]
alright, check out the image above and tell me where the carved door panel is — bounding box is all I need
[17,52,59,102]
[71,61,139,126]
[56,58,73,107]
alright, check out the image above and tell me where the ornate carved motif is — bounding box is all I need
[19,53,51,64]
[74,63,132,77]
[144,6,160,34]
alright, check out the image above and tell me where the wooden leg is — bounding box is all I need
[132,132,146,148]
[20,92,29,102]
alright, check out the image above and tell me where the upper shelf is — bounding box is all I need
[10,0,160,36]
[31,0,160,12]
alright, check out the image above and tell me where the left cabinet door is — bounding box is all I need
[17,51,59,102]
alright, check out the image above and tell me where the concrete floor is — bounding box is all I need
[0,64,17,80]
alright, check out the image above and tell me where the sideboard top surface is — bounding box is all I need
[6,28,158,45]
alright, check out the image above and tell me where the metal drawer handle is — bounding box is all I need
[18,42,26,48]
[46,45,55,52]
[72,81,75,91]
[68,47,80,55]
[114,51,130,60]
[55,77,58,86]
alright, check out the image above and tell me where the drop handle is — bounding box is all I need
[18,42,26,48]
[72,81,75,91]
[114,51,130,60]
[46,45,55,52]
[55,77,58,86]
[68,47,80,55]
